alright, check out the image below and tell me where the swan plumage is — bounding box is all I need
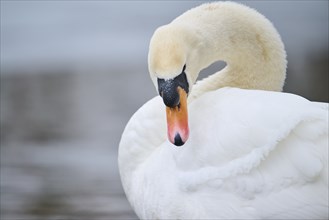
[119,2,328,219]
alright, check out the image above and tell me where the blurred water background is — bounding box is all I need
[0,1,328,219]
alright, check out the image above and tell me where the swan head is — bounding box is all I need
[148,2,287,146]
[148,25,197,146]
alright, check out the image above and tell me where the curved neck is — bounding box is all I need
[173,3,287,101]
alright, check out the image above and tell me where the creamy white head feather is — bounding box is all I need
[148,1,287,99]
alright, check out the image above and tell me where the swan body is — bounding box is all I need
[119,2,329,219]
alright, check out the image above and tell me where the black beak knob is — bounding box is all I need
[158,78,180,107]
[157,71,189,108]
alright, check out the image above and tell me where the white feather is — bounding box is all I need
[119,2,328,219]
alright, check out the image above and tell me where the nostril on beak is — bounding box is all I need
[174,133,185,146]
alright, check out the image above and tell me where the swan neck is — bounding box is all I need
[177,3,287,99]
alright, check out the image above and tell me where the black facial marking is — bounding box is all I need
[157,65,189,108]
[158,78,180,107]
[183,64,186,72]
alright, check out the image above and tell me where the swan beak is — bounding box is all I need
[166,87,189,146]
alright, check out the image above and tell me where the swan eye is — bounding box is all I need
[176,70,189,94]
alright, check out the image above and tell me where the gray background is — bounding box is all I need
[1,1,328,219]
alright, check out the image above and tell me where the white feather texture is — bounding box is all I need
[119,2,328,219]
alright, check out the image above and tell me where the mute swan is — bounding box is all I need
[119,2,328,219]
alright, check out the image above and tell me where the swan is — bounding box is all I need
[118,2,328,219]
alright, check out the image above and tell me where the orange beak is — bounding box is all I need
[166,87,189,146]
